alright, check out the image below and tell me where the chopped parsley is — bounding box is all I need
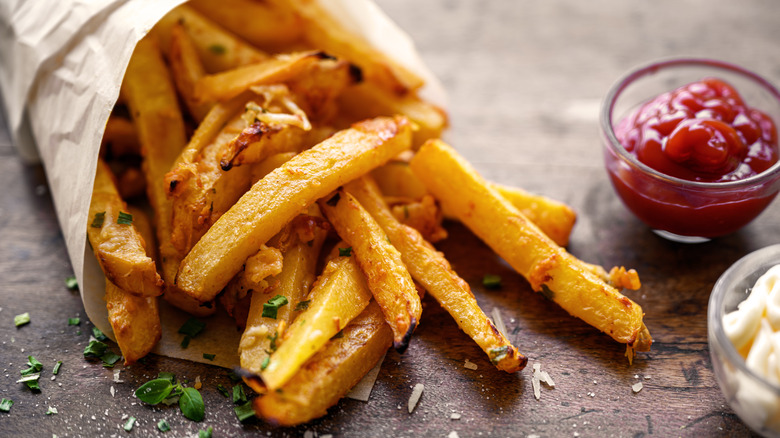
[232,384,247,404]
[52,361,62,375]
[17,374,41,391]
[135,378,176,405]
[157,419,171,432]
[100,350,122,367]
[338,246,353,257]
[91,211,106,228]
[83,339,108,358]
[208,44,227,54]
[202,353,216,361]
[65,275,78,290]
[178,318,206,338]
[294,300,310,311]
[260,357,270,371]
[19,356,43,390]
[0,398,13,412]
[488,346,509,364]
[217,384,230,398]
[179,387,205,422]
[46,406,58,415]
[180,336,191,349]
[116,211,133,225]
[235,400,255,422]
[158,372,176,383]
[482,274,502,289]
[92,327,108,341]
[262,295,289,319]
[198,427,213,438]
[14,312,30,327]
[68,317,80,326]
[123,416,136,431]
[267,331,279,351]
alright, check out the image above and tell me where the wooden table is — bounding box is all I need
[2,0,779,436]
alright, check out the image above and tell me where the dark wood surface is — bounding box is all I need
[2,0,780,436]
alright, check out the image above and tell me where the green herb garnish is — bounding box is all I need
[68,317,80,326]
[16,374,41,391]
[14,312,30,327]
[100,351,122,367]
[0,398,13,412]
[83,339,108,358]
[198,427,213,438]
[124,416,136,431]
[268,331,279,351]
[157,419,171,432]
[294,300,310,311]
[260,357,270,371]
[235,401,255,422]
[92,327,108,341]
[482,274,502,289]
[179,387,205,422]
[208,44,227,54]
[46,406,58,415]
[202,353,216,361]
[91,211,106,228]
[338,246,352,257]
[52,361,62,375]
[232,384,247,404]
[116,211,133,225]
[178,318,206,338]
[262,295,289,319]
[488,346,509,364]
[158,372,176,383]
[135,378,175,405]
[217,384,230,398]
[180,336,191,349]
[65,275,78,290]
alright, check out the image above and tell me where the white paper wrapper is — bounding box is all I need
[0,0,444,392]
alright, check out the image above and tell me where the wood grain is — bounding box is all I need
[2,0,779,436]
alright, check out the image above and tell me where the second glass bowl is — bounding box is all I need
[601,58,780,243]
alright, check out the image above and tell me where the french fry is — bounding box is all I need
[260,256,373,391]
[104,206,162,365]
[188,0,303,52]
[122,36,214,316]
[100,116,138,158]
[274,0,425,95]
[492,184,577,247]
[410,140,652,354]
[387,194,448,243]
[319,189,421,352]
[154,4,268,74]
[253,301,392,426]
[346,177,526,372]
[194,51,329,103]
[339,82,447,147]
[176,116,413,303]
[240,209,328,376]
[169,23,212,122]
[372,158,577,247]
[88,158,162,297]
[217,118,308,171]
[221,244,284,326]
[250,152,297,184]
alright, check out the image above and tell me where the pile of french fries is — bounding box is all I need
[88,0,651,426]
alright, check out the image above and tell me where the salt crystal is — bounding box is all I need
[408,383,424,413]
[632,382,643,393]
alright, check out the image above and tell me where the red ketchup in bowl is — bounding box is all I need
[607,77,780,238]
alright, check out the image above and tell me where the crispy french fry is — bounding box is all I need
[221,244,284,326]
[169,23,212,122]
[188,0,303,52]
[319,189,421,352]
[492,184,577,247]
[250,152,297,185]
[339,82,447,147]
[346,177,526,372]
[388,194,447,243]
[260,256,373,391]
[372,158,577,247]
[88,158,162,297]
[410,140,652,354]
[240,210,328,376]
[104,206,162,365]
[154,4,268,73]
[176,116,413,303]
[274,0,425,95]
[218,120,308,171]
[194,51,329,103]
[253,301,392,426]
[122,36,214,316]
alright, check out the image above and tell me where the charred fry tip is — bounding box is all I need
[314,51,338,61]
[220,160,233,171]
[237,367,267,392]
[393,317,417,354]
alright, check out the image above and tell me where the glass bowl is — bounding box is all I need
[709,244,780,437]
[601,58,780,243]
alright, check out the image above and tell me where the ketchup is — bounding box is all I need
[606,77,780,238]
[616,78,778,183]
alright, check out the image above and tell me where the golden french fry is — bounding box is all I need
[176,116,413,303]
[218,120,308,171]
[221,244,284,327]
[319,189,421,352]
[410,140,652,354]
[250,152,297,184]
[371,157,429,200]
[240,210,328,376]
[169,23,212,122]
[253,301,392,426]
[188,0,303,52]
[260,256,373,391]
[122,36,214,316]
[387,194,447,243]
[274,0,424,95]
[88,158,162,297]
[154,4,268,73]
[492,184,577,247]
[194,51,328,103]
[339,82,447,147]
[100,116,138,158]
[104,206,162,365]
[346,177,526,372]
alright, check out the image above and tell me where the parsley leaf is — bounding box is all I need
[294,300,310,311]
[178,318,206,338]
[52,361,62,375]
[198,427,213,438]
[124,416,136,431]
[232,384,247,404]
[157,419,171,432]
[68,317,80,326]
[92,327,108,341]
[83,340,108,358]
[14,312,30,327]
[135,378,175,405]
[0,398,13,412]
[179,387,205,422]
[202,353,216,361]
[217,384,230,398]
[235,400,255,422]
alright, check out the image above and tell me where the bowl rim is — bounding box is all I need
[709,244,780,396]
[601,57,780,190]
